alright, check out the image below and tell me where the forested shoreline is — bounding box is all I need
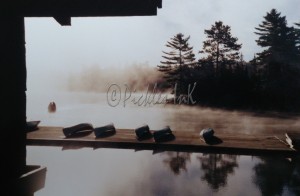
[157,9,300,111]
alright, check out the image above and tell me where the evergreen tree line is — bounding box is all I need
[157,9,300,111]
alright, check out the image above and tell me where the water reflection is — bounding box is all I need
[198,154,238,190]
[162,152,191,175]
[27,146,300,196]
[289,157,300,195]
[26,91,300,196]
[253,156,300,196]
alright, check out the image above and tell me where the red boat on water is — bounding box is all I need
[48,102,56,113]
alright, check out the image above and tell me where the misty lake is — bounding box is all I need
[26,90,300,196]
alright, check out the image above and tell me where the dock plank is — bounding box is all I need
[26,126,298,157]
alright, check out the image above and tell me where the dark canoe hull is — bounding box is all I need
[27,126,299,157]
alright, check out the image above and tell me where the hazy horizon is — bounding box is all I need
[25,0,300,91]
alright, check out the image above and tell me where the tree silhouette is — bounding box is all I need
[253,157,296,196]
[199,21,242,75]
[158,33,196,98]
[254,9,300,110]
[153,9,300,111]
[288,157,300,195]
[198,154,238,190]
[195,21,250,107]
[255,9,299,79]
[162,151,191,175]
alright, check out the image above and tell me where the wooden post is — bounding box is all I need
[0,15,27,193]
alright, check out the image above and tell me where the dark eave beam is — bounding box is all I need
[54,16,71,26]
[1,0,162,17]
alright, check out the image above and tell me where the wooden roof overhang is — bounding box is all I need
[1,0,162,25]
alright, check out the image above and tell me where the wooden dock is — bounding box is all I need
[26,126,299,157]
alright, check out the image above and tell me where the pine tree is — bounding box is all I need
[255,9,300,110]
[255,9,299,78]
[158,33,196,97]
[199,21,242,75]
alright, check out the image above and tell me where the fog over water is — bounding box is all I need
[27,89,300,135]
[24,1,300,195]
[26,55,300,135]
[26,55,300,196]
[67,63,163,92]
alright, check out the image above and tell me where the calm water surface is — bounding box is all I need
[26,91,300,196]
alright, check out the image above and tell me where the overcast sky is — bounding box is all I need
[25,0,300,89]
